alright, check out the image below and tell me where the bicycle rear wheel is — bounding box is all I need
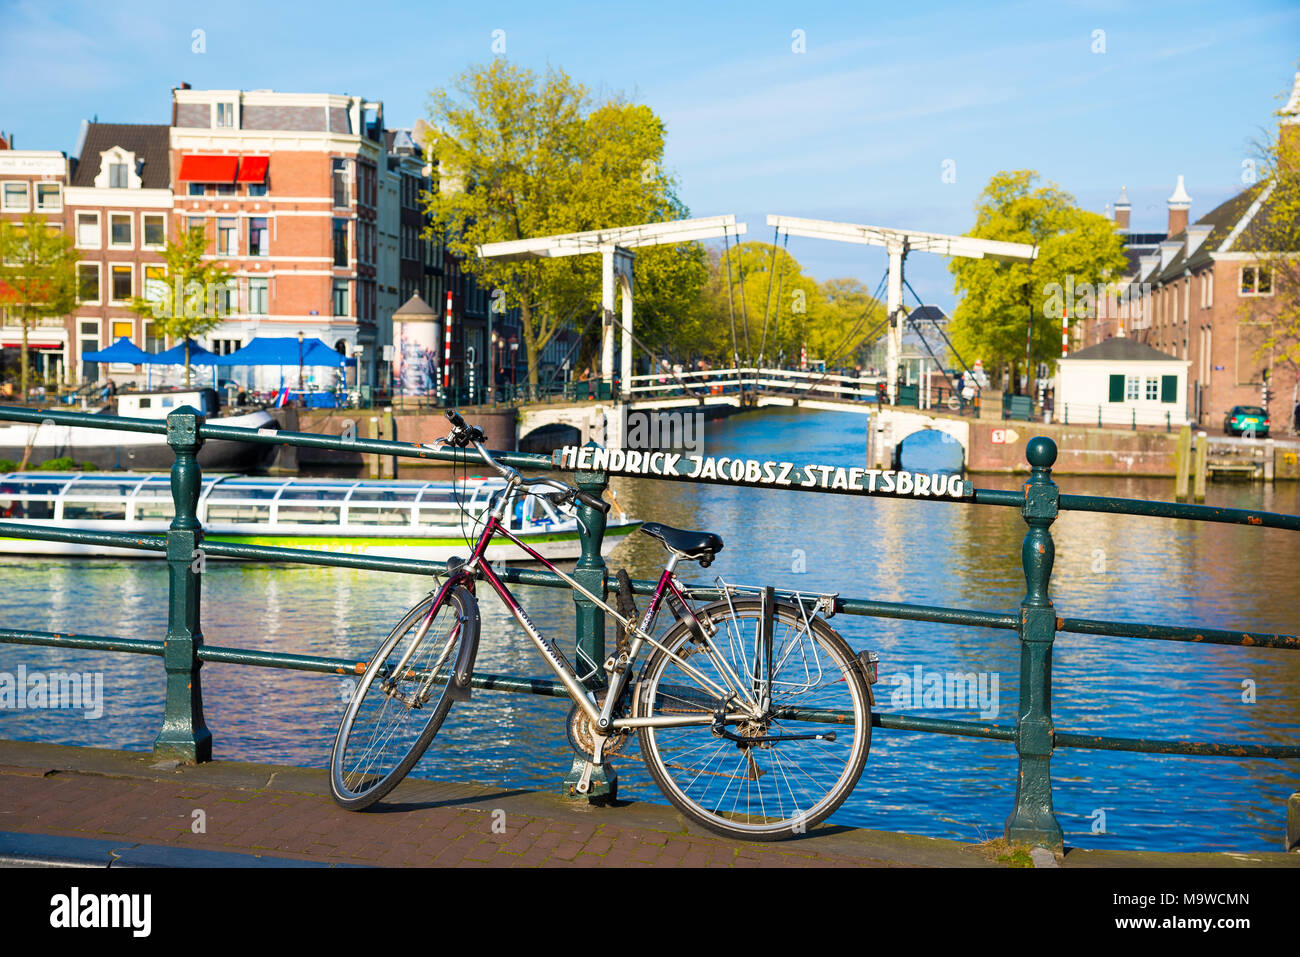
[330,586,477,810]
[635,597,871,840]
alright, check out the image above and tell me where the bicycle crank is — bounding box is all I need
[566,693,631,764]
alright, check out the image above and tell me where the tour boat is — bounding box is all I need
[0,473,639,563]
[0,388,278,472]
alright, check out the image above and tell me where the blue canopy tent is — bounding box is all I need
[81,337,152,365]
[215,336,355,402]
[140,338,223,388]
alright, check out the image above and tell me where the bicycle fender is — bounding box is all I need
[448,586,480,702]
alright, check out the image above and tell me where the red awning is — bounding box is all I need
[236,156,269,183]
[2,342,62,350]
[177,154,239,182]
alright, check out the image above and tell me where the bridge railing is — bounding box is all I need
[0,402,1296,849]
[627,367,884,403]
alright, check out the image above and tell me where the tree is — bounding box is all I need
[0,213,77,400]
[422,61,705,388]
[128,225,233,385]
[681,242,885,368]
[1244,125,1300,408]
[948,170,1127,390]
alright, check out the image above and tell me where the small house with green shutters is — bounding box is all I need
[1054,334,1189,428]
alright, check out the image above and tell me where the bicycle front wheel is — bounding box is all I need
[330,585,477,810]
[635,598,871,840]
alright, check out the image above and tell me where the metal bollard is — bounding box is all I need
[153,407,213,763]
[1005,436,1064,849]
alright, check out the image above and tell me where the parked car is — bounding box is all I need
[1223,405,1270,437]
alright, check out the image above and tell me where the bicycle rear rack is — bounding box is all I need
[693,576,840,620]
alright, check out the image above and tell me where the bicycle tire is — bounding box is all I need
[329,586,478,810]
[635,597,871,840]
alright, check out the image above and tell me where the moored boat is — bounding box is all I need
[0,472,639,563]
[0,388,278,472]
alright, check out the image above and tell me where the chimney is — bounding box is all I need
[1167,175,1191,236]
[1113,185,1131,230]
[1280,71,1300,158]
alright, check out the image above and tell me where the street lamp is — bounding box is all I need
[297,330,305,395]
[510,339,519,396]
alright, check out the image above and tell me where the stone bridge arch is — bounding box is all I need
[872,409,970,471]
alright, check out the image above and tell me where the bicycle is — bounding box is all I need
[328,409,877,840]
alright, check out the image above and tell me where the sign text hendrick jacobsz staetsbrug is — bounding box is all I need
[556,446,969,498]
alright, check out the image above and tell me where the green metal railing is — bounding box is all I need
[0,403,1297,849]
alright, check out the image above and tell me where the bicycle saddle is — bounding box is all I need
[639,522,724,564]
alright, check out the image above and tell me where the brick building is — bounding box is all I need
[1075,73,1300,431]
[64,122,172,383]
[0,139,70,385]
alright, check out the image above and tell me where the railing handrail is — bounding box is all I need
[1,402,1297,851]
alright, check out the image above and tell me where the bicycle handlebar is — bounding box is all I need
[429,410,610,515]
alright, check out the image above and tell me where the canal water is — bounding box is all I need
[1,407,1297,853]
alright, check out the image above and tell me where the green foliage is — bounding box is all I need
[127,227,233,385]
[36,457,77,471]
[679,242,885,367]
[0,213,78,397]
[948,170,1127,387]
[422,61,705,384]
[0,459,16,472]
[1247,125,1300,376]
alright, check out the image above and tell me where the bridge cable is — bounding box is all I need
[733,235,752,367]
[771,269,889,400]
[756,228,791,367]
[902,276,980,398]
[538,307,605,395]
[720,226,742,372]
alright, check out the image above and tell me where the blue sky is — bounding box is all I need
[2,0,1297,311]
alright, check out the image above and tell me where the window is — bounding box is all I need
[212,281,236,315]
[188,183,205,197]
[332,159,348,207]
[144,321,162,353]
[109,163,128,188]
[76,212,100,247]
[79,321,100,375]
[248,217,268,256]
[1240,266,1273,296]
[332,218,348,266]
[111,320,133,340]
[1125,375,1139,401]
[212,338,243,356]
[215,183,235,196]
[1144,377,1158,400]
[77,264,100,303]
[247,278,268,314]
[2,182,29,210]
[143,214,165,248]
[144,266,166,307]
[187,217,205,241]
[332,280,349,316]
[248,183,267,197]
[216,102,235,128]
[35,183,61,210]
[217,218,237,255]
[109,213,132,248]
[110,265,132,303]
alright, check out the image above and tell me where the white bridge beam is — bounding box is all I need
[767,214,1036,405]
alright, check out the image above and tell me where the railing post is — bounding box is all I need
[153,406,212,763]
[562,440,615,802]
[1005,435,1064,850]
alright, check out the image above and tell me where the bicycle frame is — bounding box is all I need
[427,494,766,736]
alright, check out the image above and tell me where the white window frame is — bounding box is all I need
[215,102,236,128]
[142,213,166,250]
[76,262,102,305]
[1144,376,1159,401]
[1,181,30,211]
[108,211,133,249]
[108,263,134,305]
[247,277,268,315]
[1239,265,1274,298]
[1125,375,1140,401]
[76,211,101,249]
[35,182,62,211]
[248,216,269,257]
[216,217,238,256]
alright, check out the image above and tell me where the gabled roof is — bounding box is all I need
[1147,183,1272,284]
[69,123,170,189]
[1065,337,1180,362]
